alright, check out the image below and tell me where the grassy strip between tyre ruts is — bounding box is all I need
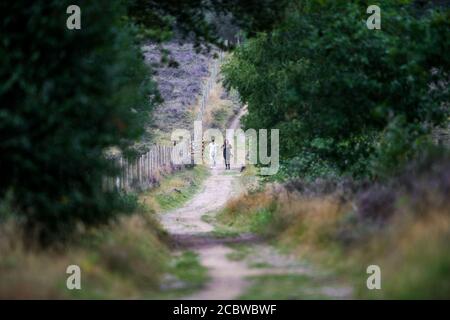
[0,165,210,299]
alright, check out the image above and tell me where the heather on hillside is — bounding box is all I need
[140,42,213,145]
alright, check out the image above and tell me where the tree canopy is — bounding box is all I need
[223,0,449,179]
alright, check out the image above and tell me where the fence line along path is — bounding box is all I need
[105,50,224,192]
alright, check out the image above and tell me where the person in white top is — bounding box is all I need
[208,138,218,167]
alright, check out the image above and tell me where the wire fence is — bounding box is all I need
[105,50,224,192]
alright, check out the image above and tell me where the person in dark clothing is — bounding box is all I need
[222,139,232,170]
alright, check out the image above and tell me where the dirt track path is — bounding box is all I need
[159,108,256,299]
[159,104,352,300]
[159,162,325,299]
[159,108,244,238]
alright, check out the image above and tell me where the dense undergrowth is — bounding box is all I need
[0,166,209,299]
[218,153,450,299]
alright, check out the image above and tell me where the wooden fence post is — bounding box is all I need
[148,151,151,184]
[138,156,142,187]
[124,157,127,190]
[144,152,148,185]
[120,156,124,190]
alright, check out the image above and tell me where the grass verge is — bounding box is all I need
[0,165,210,299]
[216,173,450,299]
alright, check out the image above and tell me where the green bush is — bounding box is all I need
[370,116,434,178]
[273,153,339,182]
[0,1,158,244]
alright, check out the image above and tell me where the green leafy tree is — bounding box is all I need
[223,0,449,178]
[0,1,159,244]
[126,0,288,47]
